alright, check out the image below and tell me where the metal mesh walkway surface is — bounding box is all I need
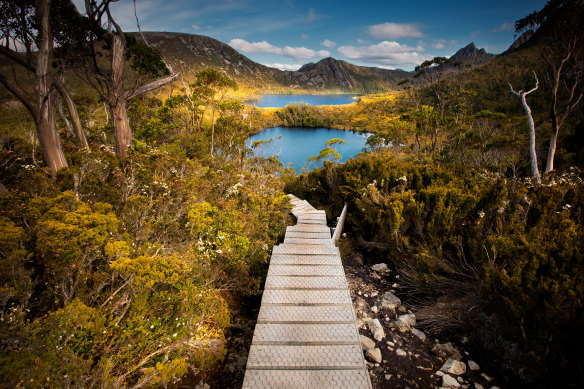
[242,194,372,389]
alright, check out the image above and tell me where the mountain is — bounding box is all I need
[133,32,411,92]
[503,30,534,54]
[449,43,495,66]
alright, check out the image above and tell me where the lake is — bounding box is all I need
[248,94,358,108]
[248,127,371,171]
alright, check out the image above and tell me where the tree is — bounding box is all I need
[516,0,584,173]
[193,68,237,157]
[80,0,178,158]
[509,71,541,183]
[0,0,68,174]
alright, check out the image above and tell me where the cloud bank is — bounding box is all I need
[338,41,430,66]
[229,38,329,59]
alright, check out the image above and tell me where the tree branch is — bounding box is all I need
[0,73,35,116]
[126,72,179,101]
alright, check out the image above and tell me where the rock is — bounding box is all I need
[371,291,378,298]
[411,328,427,342]
[457,376,465,382]
[481,373,493,382]
[474,384,484,389]
[379,292,401,312]
[392,283,398,288]
[392,313,416,332]
[360,335,376,351]
[367,318,385,341]
[371,305,379,313]
[371,263,388,272]
[396,348,407,357]
[432,342,463,360]
[384,374,392,380]
[397,305,408,314]
[442,374,461,388]
[436,371,445,377]
[489,387,501,389]
[365,347,382,363]
[468,360,480,371]
[441,359,467,375]
[386,341,395,347]
[194,381,210,389]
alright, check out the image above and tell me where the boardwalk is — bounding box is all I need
[242,195,372,389]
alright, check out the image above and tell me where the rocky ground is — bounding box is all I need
[342,252,502,389]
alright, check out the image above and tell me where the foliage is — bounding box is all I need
[286,155,584,386]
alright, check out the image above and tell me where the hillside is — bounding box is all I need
[133,32,411,92]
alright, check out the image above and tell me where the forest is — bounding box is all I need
[0,0,583,388]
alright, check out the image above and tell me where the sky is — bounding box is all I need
[73,0,548,71]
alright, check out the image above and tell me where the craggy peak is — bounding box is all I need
[0,0,582,388]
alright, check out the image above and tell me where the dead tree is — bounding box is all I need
[509,71,541,183]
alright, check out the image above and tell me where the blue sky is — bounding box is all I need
[74,0,547,71]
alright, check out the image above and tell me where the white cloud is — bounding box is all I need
[305,8,316,23]
[301,33,309,40]
[263,63,303,71]
[282,45,316,58]
[321,39,336,48]
[367,22,423,39]
[357,39,369,44]
[492,22,514,33]
[192,24,200,31]
[229,38,328,59]
[229,38,282,54]
[338,41,430,67]
[432,42,445,49]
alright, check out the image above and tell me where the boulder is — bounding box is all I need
[392,313,416,332]
[360,335,376,351]
[371,263,388,272]
[395,348,407,357]
[365,347,382,363]
[468,360,480,371]
[378,292,401,312]
[411,328,427,342]
[442,374,461,388]
[432,342,463,360]
[440,359,467,375]
[371,305,379,313]
[367,318,385,341]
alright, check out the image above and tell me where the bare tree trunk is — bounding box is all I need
[56,80,89,150]
[510,71,540,183]
[210,103,216,157]
[35,0,67,174]
[545,115,559,173]
[109,30,131,157]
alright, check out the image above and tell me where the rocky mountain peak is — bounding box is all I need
[503,30,534,53]
[450,42,495,65]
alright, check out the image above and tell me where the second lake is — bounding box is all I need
[248,94,358,108]
[248,127,371,171]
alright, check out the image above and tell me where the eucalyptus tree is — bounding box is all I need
[516,0,584,173]
[0,0,68,174]
[192,68,237,157]
[76,0,178,158]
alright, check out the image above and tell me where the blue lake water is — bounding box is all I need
[249,94,358,108]
[248,127,371,171]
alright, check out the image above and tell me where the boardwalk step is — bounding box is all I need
[270,254,342,265]
[261,289,351,305]
[267,264,345,277]
[251,323,359,344]
[265,276,347,290]
[273,244,339,255]
[246,344,364,368]
[285,231,332,239]
[284,237,334,245]
[257,305,356,323]
[242,369,371,389]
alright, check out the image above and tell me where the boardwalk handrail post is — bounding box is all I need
[332,203,348,246]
